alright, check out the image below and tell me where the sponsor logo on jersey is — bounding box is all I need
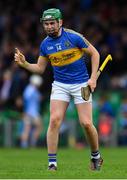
[48,48,84,66]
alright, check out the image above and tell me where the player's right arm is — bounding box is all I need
[14,48,48,74]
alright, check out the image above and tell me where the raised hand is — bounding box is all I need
[14,48,27,67]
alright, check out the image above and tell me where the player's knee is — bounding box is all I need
[49,113,61,129]
[81,121,92,130]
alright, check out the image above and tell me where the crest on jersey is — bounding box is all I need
[64,40,71,47]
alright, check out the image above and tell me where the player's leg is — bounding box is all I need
[76,102,98,150]
[47,81,70,170]
[71,83,98,150]
[71,82,103,170]
[47,100,69,170]
[76,102,103,170]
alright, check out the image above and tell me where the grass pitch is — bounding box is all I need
[0,147,126,179]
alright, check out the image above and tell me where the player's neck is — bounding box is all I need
[58,27,62,37]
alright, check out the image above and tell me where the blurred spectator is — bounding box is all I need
[0,69,12,105]
[20,74,43,148]
[118,96,127,146]
[97,94,115,146]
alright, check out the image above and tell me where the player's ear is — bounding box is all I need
[59,19,63,27]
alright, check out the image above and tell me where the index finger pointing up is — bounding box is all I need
[15,47,20,54]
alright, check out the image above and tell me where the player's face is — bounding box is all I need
[43,20,62,37]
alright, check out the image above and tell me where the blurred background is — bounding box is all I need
[0,0,127,148]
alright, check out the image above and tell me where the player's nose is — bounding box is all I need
[47,24,53,29]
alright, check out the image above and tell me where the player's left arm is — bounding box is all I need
[75,34,100,81]
[81,38,100,92]
[75,33,100,91]
[84,43,100,80]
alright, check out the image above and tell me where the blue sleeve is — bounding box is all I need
[68,32,89,49]
[75,34,89,49]
[39,41,47,57]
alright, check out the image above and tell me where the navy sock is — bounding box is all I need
[48,153,57,166]
[91,151,100,159]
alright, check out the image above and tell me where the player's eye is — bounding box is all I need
[51,22,55,25]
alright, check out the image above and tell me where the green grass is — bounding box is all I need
[0,147,127,179]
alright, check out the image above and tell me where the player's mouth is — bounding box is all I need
[46,29,58,37]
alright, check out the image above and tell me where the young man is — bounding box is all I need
[21,75,43,148]
[14,8,103,171]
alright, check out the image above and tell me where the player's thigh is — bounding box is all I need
[50,81,71,102]
[50,100,69,122]
[76,102,93,124]
[70,82,92,104]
